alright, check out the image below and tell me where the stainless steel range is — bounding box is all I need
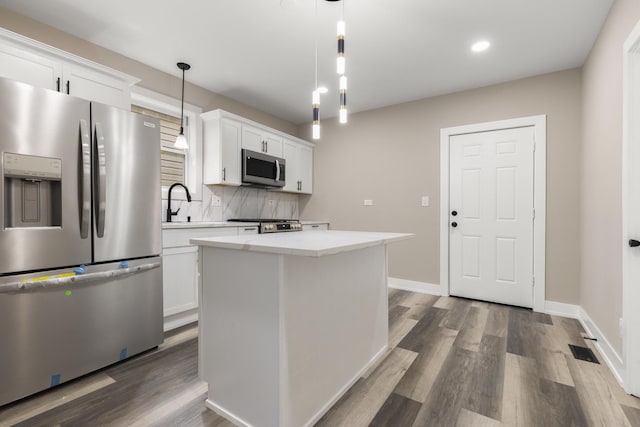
[228,218,302,234]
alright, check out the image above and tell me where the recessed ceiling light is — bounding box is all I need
[471,40,491,53]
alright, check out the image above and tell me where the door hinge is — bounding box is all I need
[531,276,535,287]
[532,209,535,220]
[533,138,536,152]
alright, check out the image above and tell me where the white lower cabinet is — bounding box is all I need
[163,246,199,317]
[162,226,257,331]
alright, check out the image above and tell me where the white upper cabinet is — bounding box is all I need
[61,62,134,109]
[201,109,314,193]
[0,28,138,109]
[242,124,283,157]
[0,41,61,89]
[297,143,313,194]
[202,111,242,186]
[282,139,313,194]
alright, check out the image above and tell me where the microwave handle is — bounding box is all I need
[275,159,281,182]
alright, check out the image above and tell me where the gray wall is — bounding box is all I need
[0,6,298,136]
[580,0,640,356]
[300,68,583,305]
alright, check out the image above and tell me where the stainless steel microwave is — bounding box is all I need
[241,149,286,188]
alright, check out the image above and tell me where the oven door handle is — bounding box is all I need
[275,159,281,182]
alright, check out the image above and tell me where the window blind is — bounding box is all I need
[131,104,186,187]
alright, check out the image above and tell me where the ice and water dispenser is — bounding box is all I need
[3,153,62,228]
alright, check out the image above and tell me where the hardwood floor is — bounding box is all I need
[1,290,639,426]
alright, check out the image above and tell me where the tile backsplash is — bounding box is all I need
[161,185,299,222]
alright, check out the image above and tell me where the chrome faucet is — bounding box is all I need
[166,183,191,222]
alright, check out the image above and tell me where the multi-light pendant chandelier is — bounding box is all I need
[312,0,348,140]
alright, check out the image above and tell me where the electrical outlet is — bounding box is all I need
[212,197,221,207]
[421,196,429,207]
[364,199,373,206]
[268,199,275,206]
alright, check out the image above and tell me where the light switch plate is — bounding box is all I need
[364,199,373,206]
[421,196,429,207]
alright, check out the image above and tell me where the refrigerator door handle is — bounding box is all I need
[79,119,91,239]
[94,122,107,238]
[0,261,161,294]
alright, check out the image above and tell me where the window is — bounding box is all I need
[131,104,186,187]
[131,86,203,201]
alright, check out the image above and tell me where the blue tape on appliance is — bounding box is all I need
[119,348,127,361]
[120,261,129,269]
[73,264,87,274]
[50,374,61,387]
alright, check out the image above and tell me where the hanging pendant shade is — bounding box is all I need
[175,62,191,149]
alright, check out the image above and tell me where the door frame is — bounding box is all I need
[622,19,640,396]
[439,115,547,312]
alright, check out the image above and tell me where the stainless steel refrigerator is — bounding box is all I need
[0,77,163,406]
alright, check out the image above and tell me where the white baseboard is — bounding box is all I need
[164,309,198,332]
[388,277,444,296]
[578,307,625,387]
[540,299,625,388]
[544,300,581,319]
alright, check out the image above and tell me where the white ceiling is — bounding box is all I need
[0,0,613,125]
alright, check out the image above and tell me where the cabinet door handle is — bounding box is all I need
[56,77,61,92]
[312,225,319,228]
[244,227,257,231]
[265,141,268,152]
[66,80,70,95]
[222,167,226,181]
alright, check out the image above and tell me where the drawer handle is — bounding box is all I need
[244,227,257,231]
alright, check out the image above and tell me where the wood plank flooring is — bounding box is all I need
[1,290,639,426]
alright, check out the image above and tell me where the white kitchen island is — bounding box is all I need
[190,230,413,427]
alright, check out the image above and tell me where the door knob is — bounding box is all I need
[630,239,640,248]
[451,222,458,228]
[452,211,458,216]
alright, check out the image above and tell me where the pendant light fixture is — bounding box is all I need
[174,62,191,150]
[336,0,347,123]
[312,0,321,139]
[339,75,347,123]
[337,19,345,75]
[311,0,348,137]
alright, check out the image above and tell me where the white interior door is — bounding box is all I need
[449,127,535,308]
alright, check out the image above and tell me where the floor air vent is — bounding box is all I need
[569,345,600,364]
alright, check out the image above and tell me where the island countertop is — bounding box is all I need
[190,230,413,257]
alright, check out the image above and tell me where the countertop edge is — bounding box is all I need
[190,231,414,257]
